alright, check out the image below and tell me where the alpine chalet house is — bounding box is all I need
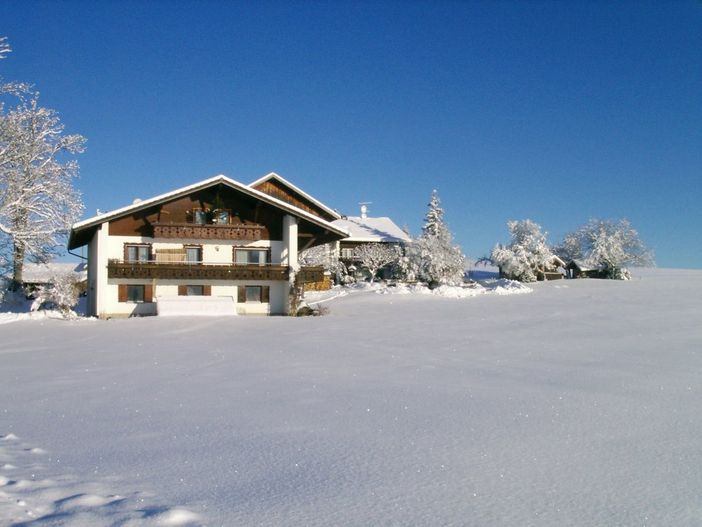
[332,204,411,280]
[68,174,348,318]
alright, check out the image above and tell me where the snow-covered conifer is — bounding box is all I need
[413,190,465,287]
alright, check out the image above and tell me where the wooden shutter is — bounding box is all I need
[144,284,153,303]
[238,286,246,303]
[118,284,127,302]
[178,285,187,296]
[123,244,129,261]
[262,286,270,303]
[204,285,211,296]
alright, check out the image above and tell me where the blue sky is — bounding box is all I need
[3,1,701,268]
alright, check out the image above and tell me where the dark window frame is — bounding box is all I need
[233,248,271,266]
[124,243,152,263]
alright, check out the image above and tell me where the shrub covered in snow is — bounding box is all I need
[30,272,81,316]
[352,243,401,284]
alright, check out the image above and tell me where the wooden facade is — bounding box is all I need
[252,178,337,221]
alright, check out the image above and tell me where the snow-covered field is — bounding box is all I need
[1,269,701,526]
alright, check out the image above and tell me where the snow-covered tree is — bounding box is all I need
[490,219,556,282]
[557,218,654,279]
[413,190,465,287]
[0,37,10,60]
[352,243,400,284]
[30,271,81,317]
[0,89,85,289]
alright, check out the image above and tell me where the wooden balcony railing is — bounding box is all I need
[297,266,325,284]
[152,222,266,241]
[108,260,289,281]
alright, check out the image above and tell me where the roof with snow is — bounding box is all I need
[68,174,349,249]
[332,216,411,244]
[21,262,88,284]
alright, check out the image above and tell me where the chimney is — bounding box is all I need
[359,202,371,219]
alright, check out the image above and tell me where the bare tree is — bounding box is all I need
[353,243,400,284]
[0,89,85,289]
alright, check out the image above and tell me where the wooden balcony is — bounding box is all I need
[152,222,266,241]
[297,266,325,284]
[108,260,289,281]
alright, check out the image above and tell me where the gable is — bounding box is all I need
[250,173,340,222]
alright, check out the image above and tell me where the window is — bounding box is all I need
[178,285,211,296]
[118,284,152,303]
[127,285,144,302]
[214,210,230,224]
[185,246,202,263]
[235,249,269,266]
[193,209,208,225]
[238,285,269,304]
[245,286,261,302]
[125,244,151,262]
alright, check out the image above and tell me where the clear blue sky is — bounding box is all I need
[3,1,701,268]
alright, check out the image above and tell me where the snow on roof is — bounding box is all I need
[567,259,607,272]
[69,174,349,249]
[248,172,341,220]
[21,262,87,283]
[332,216,411,243]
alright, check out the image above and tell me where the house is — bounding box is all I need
[21,262,88,296]
[67,175,349,318]
[565,259,607,279]
[331,205,411,280]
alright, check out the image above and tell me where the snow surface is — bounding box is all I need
[1,268,702,526]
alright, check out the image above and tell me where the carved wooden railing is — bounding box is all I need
[108,260,289,281]
[152,222,266,241]
[297,266,325,284]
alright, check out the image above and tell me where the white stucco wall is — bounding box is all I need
[91,222,293,318]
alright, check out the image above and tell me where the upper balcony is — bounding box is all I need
[108,259,289,281]
[107,260,325,283]
[152,222,266,241]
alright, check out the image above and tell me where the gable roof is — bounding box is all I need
[68,174,349,249]
[332,216,411,244]
[21,262,88,284]
[249,172,341,221]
